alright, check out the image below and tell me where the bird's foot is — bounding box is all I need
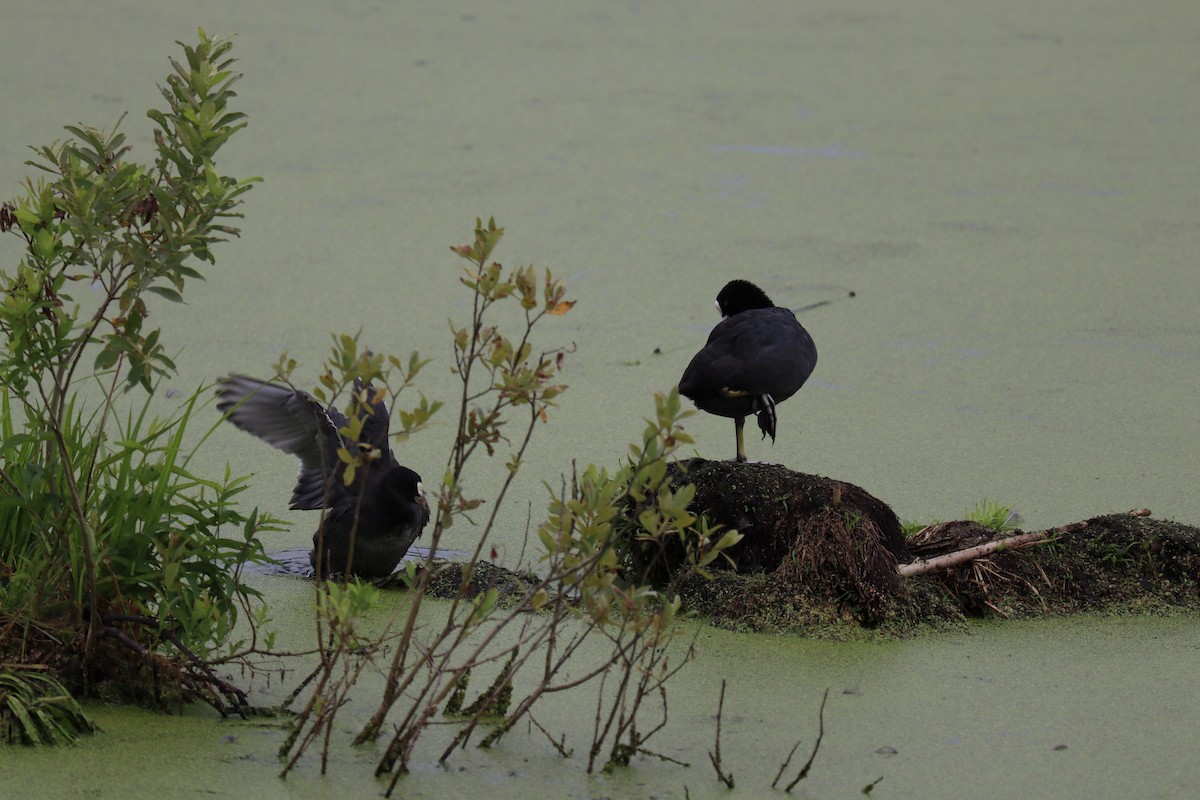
[754,393,777,442]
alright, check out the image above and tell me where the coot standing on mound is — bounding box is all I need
[216,376,429,578]
[678,280,817,462]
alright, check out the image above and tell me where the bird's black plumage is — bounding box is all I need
[216,375,429,578]
[678,280,817,462]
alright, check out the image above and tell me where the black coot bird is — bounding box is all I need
[216,375,430,578]
[678,280,817,462]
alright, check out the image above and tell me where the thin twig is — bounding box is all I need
[771,740,802,789]
[630,747,690,768]
[862,776,885,795]
[279,661,325,710]
[528,713,574,758]
[785,688,829,792]
[772,690,830,791]
[708,679,734,788]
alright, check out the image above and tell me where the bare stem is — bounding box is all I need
[708,679,734,788]
[774,687,830,793]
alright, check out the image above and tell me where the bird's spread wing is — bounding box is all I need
[351,378,399,472]
[216,375,347,510]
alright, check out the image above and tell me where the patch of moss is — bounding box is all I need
[409,560,542,607]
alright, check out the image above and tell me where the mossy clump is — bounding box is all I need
[656,458,926,631]
[918,513,1200,618]
[381,466,1198,639]
[624,460,1200,636]
[416,560,542,607]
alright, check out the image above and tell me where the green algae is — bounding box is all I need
[2,0,1198,797]
[3,606,1199,799]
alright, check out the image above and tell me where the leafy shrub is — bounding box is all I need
[0,30,276,719]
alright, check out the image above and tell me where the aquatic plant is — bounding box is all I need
[268,220,738,787]
[902,498,1019,539]
[0,26,755,779]
[0,668,96,745]
[0,28,731,771]
[966,498,1020,532]
[0,30,277,723]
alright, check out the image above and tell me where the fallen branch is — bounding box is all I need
[898,531,1052,577]
[527,713,573,758]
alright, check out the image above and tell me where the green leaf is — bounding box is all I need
[214,111,247,128]
[94,345,121,370]
[147,285,184,303]
[204,161,224,197]
[33,227,57,259]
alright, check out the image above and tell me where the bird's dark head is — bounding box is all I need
[384,466,430,519]
[715,280,775,318]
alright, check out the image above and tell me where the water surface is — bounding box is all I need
[1,1,1197,797]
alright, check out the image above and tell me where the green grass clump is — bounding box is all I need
[966,499,1020,532]
[903,498,1019,539]
[0,669,97,745]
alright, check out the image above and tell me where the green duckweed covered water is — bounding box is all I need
[3,587,1198,799]
[2,0,1197,797]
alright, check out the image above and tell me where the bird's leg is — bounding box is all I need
[734,415,747,462]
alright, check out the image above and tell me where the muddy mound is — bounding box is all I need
[667,459,910,567]
[645,459,913,627]
[632,461,1200,636]
[398,462,1200,638]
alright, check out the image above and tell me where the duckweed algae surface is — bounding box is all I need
[3,0,1196,538]
[2,602,1199,800]
[2,0,1198,798]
